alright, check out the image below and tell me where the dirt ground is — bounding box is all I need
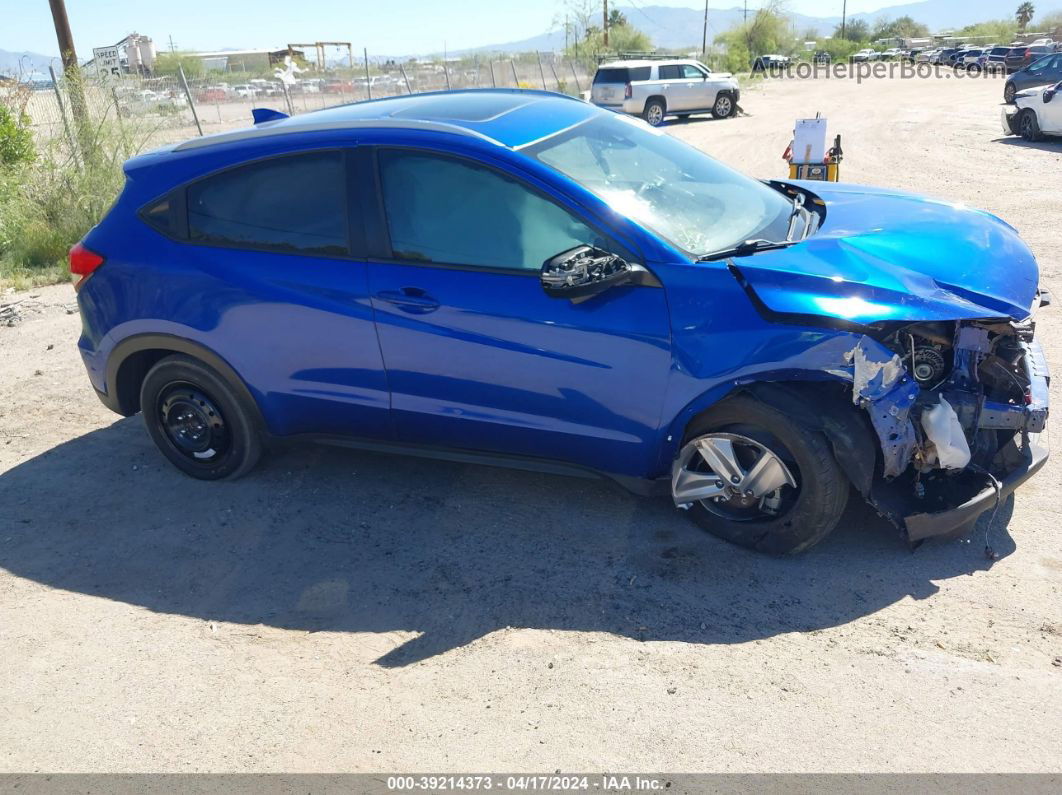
[1,73,1061,773]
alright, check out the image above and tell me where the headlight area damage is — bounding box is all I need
[847,320,1049,542]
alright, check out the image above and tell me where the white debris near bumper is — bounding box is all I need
[920,397,972,470]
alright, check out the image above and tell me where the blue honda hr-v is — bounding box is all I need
[73,89,1049,554]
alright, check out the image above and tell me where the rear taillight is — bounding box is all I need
[69,242,104,290]
[624,82,632,99]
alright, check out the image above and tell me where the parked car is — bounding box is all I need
[880,48,905,60]
[249,78,282,96]
[196,87,228,103]
[979,46,1013,73]
[1004,53,1062,103]
[231,84,259,99]
[1004,46,1033,72]
[322,80,348,94]
[70,89,1050,555]
[850,49,877,62]
[751,54,791,71]
[931,47,962,65]
[1004,80,1062,140]
[812,50,831,64]
[590,59,740,126]
[957,49,985,69]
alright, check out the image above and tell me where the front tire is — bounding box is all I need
[140,354,263,480]
[711,92,735,119]
[1004,82,1016,103]
[673,397,848,555]
[1019,108,1043,142]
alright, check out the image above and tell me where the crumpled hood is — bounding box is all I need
[730,182,1039,324]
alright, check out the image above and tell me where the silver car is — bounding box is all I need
[590,59,740,126]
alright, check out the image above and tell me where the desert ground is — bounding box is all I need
[1,71,1060,772]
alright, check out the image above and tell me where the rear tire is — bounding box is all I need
[140,354,263,480]
[675,397,848,555]
[642,98,666,127]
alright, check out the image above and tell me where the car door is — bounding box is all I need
[681,63,716,109]
[656,64,686,110]
[1041,81,1062,132]
[174,148,391,439]
[362,146,672,477]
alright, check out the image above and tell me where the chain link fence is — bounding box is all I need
[14,54,595,154]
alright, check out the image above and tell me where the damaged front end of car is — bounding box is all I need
[847,318,1049,542]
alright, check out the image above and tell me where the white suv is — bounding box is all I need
[590,59,740,126]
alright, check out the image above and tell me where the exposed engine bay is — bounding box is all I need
[847,317,1049,542]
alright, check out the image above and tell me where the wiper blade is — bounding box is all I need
[696,238,795,262]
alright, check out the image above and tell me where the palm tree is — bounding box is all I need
[1017,2,1036,31]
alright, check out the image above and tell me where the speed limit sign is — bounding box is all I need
[93,46,121,78]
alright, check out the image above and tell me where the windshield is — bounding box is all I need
[523,113,793,257]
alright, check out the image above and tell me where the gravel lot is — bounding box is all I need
[1,73,1060,773]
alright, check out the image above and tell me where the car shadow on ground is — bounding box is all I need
[992,135,1062,150]
[0,418,1015,667]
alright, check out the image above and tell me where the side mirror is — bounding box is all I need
[1045,89,1057,103]
[541,245,633,302]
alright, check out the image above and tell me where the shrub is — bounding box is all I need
[0,104,34,166]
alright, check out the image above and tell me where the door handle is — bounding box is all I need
[375,287,440,314]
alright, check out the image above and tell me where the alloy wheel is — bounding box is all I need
[646,104,664,125]
[672,432,798,521]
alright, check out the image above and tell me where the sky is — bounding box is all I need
[7,1,905,58]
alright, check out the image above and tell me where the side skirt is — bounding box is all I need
[277,434,670,497]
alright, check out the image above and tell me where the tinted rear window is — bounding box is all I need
[187,151,348,256]
[593,67,650,84]
[992,48,1010,55]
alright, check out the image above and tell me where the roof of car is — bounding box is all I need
[171,89,597,153]
[598,58,703,68]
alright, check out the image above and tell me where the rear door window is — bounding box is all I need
[186,151,348,256]
[658,64,681,80]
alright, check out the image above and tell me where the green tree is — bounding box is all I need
[956,19,1019,42]
[1036,10,1062,37]
[154,51,204,79]
[715,1,798,69]
[608,8,627,28]
[835,19,870,42]
[1016,2,1036,30]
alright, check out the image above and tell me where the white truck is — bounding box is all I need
[589,59,740,126]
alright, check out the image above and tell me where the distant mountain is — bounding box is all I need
[0,49,59,78]
[467,1,1062,53]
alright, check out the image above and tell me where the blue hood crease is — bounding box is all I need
[730,182,1038,325]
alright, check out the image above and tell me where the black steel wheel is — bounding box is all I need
[140,354,262,480]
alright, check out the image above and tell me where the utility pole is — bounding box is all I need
[47,0,87,130]
[48,0,78,73]
[744,1,748,24]
[702,0,709,56]
[841,0,847,40]
[168,34,176,54]
[603,0,609,48]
